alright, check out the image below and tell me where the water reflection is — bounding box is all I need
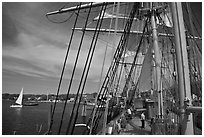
[82,116,86,124]
[12,108,22,134]
[14,108,22,116]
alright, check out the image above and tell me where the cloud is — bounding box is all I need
[3,33,65,77]
[2,29,114,81]
[2,2,117,94]
[2,5,19,46]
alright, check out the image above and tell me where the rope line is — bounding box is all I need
[47,3,82,134]
[66,3,107,134]
[70,5,108,134]
[88,3,140,132]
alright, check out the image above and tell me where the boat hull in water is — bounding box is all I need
[23,102,39,106]
[10,104,23,108]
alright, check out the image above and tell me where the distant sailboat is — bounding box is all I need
[10,88,23,108]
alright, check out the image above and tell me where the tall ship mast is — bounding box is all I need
[46,2,202,135]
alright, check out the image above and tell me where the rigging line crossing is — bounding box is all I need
[79,3,109,134]
[182,25,202,55]
[183,4,201,40]
[154,36,176,85]
[56,3,82,134]
[115,4,133,92]
[101,2,140,105]
[115,57,125,96]
[189,5,202,31]
[186,36,197,76]
[72,4,110,132]
[191,44,200,75]
[62,2,93,134]
[188,64,202,95]
[67,3,107,135]
[89,3,140,132]
[104,3,140,128]
[107,4,140,74]
[87,48,113,132]
[188,62,202,85]
[48,3,82,134]
[168,5,180,125]
[160,37,179,103]
[108,12,138,95]
[95,5,134,102]
[157,14,178,84]
[122,17,149,97]
[66,3,106,133]
[107,2,139,98]
[187,33,202,78]
[188,60,202,81]
[186,3,196,39]
[89,3,116,134]
[184,3,201,38]
[95,2,137,126]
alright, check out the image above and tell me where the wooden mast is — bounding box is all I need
[170,2,194,135]
[46,2,199,135]
[150,2,163,118]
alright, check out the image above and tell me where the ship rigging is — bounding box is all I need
[46,2,202,135]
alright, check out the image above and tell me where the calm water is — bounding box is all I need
[2,100,95,135]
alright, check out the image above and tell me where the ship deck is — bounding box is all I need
[117,116,151,135]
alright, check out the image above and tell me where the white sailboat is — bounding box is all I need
[10,88,23,108]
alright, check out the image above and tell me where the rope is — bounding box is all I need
[67,3,107,134]
[183,8,199,38]
[88,3,140,133]
[157,14,178,82]
[159,6,201,100]
[105,3,140,102]
[89,2,115,134]
[157,10,181,126]
[182,4,202,54]
[122,17,149,99]
[47,3,82,134]
[60,3,93,134]
[46,3,75,24]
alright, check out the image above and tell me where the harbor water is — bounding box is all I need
[2,100,93,135]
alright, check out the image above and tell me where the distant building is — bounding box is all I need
[85,94,96,103]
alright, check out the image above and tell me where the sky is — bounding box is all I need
[2,2,117,94]
[2,2,202,94]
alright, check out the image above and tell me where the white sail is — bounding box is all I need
[138,45,153,92]
[15,88,23,105]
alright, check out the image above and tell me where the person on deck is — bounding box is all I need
[141,112,145,129]
[127,108,132,120]
[120,114,127,131]
[116,119,121,133]
[150,117,156,134]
